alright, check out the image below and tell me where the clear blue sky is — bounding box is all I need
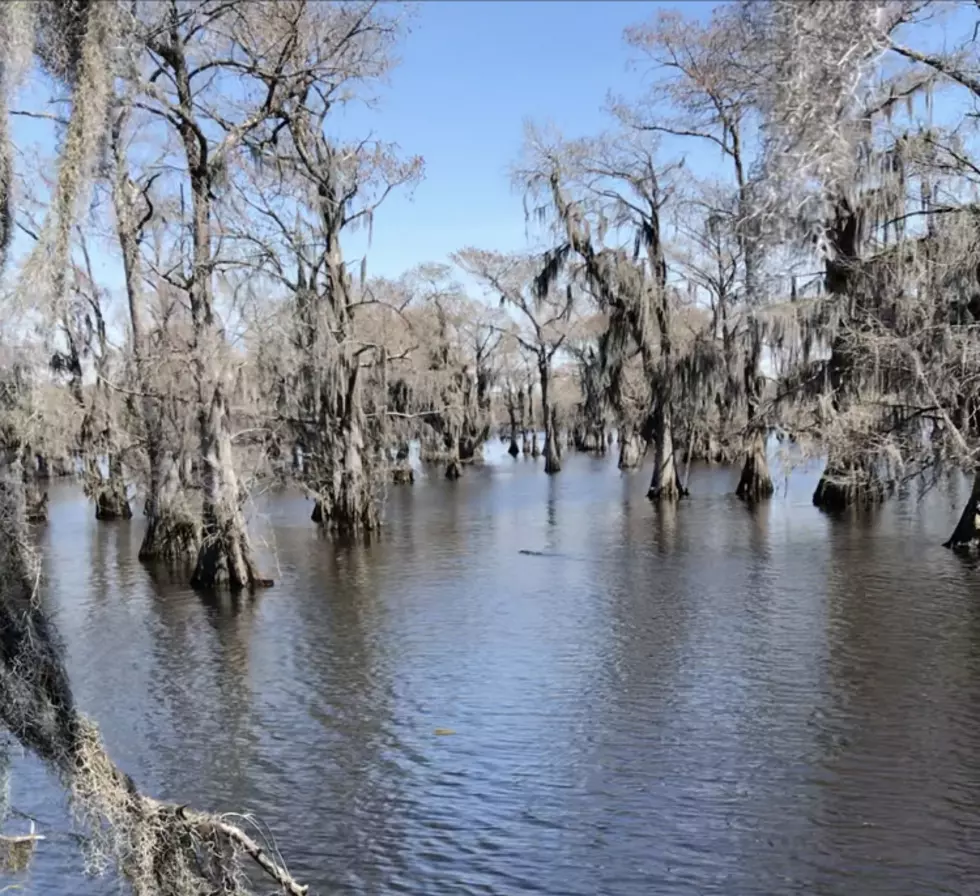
[6,0,716,301]
[9,0,974,302]
[336,0,717,280]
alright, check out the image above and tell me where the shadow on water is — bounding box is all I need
[12,458,980,895]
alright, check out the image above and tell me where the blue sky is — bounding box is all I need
[7,0,976,312]
[7,0,714,307]
[335,0,717,280]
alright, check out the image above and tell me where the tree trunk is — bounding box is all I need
[191,389,270,591]
[531,433,540,458]
[945,469,980,549]
[507,402,520,457]
[391,466,414,484]
[390,442,413,484]
[735,324,772,501]
[542,366,560,475]
[314,412,381,535]
[618,427,645,470]
[812,455,883,511]
[647,402,685,502]
[94,454,132,521]
[735,431,774,502]
[735,370,773,502]
[21,464,48,525]
[573,424,604,453]
[139,450,199,562]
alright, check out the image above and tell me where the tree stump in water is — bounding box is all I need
[812,462,883,511]
[445,459,462,480]
[391,465,415,485]
[311,499,325,524]
[25,490,48,524]
[735,439,774,502]
[95,488,133,521]
[618,432,645,470]
[138,510,199,562]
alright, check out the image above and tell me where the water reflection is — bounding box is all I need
[12,460,980,895]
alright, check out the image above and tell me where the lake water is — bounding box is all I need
[8,445,980,895]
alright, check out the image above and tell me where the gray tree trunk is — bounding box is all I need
[647,402,684,502]
[618,427,645,470]
[191,388,268,590]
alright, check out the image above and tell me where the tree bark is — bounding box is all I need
[191,388,269,591]
[313,410,381,535]
[735,316,773,501]
[735,431,774,502]
[94,454,132,521]
[21,457,48,524]
[945,469,980,549]
[540,363,560,475]
[812,455,884,511]
[618,427,645,470]
[507,398,520,457]
[139,450,199,562]
[647,401,686,501]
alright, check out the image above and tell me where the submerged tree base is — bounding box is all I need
[684,431,729,465]
[94,487,132,521]
[139,507,200,563]
[191,534,273,592]
[618,431,645,470]
[573,428,605,454]
[311,491,382,537]
[24,487,48,524]
[944,471,980,550]
[647,480,689,502]
[544,448,561,475]
[812,463,885,512]
[391,465,415,484]
[735,446,774,502]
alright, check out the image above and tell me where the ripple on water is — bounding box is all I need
[14,462,980,896]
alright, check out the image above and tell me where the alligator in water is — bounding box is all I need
[518,549,592,562]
